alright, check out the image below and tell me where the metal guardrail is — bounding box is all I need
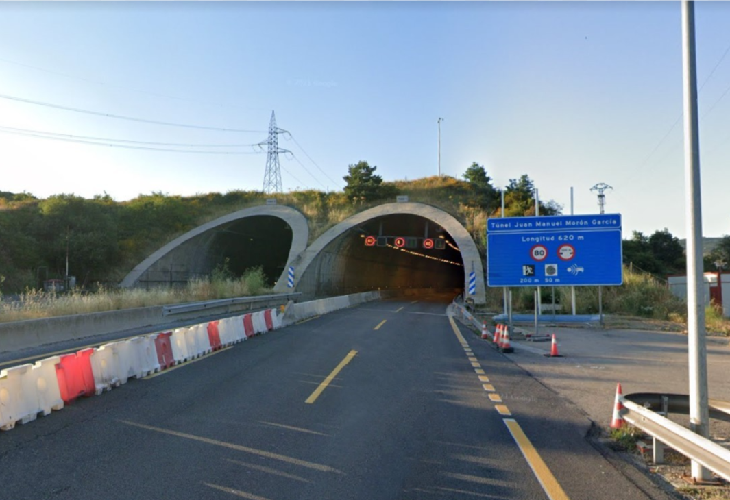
[622,396,730,482]
[162,293,301,316]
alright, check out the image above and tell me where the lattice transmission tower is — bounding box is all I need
[259,111,291,194]
[590,182,613,214]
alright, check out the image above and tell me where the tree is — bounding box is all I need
[623,229,685,276]
[35,194,121,285]
[343,161,387,202]
[648,229,685,275]
[462,162,500,212]
[503,175,561,216]
[463,162,491,188]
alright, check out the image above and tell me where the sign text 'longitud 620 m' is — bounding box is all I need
[487,214,623,287]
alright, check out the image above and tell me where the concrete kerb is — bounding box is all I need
[281,291,383,326]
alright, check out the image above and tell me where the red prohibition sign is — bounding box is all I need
[530,244,548,261]
[423,238,434,249]
[395,237,406,248]
[558,244,575,261]
[364,236,376,247]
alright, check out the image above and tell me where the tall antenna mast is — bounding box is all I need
[260,111,291,194]
[590,182,613,214]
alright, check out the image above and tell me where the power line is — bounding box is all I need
[290,136,342,188]
[0,93,265,133]
[279,164,308,189]
[621,37,730,186]
[291,154,329,190]
[0,55,268,112]
[0,127,264,154]
[0,125,260,148]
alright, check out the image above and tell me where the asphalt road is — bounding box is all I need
[0,298,674,500]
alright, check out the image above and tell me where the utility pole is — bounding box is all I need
[682,0,711,482]
[590,182,612,327]
[259,111,291,194]
[437,118,444,177]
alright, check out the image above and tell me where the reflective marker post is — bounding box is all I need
[682,0,711,482]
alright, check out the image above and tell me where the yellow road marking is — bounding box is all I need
[297,316,319,325]
[470,362,481,368]
[144,347,231,379]
[496,405,511,416]
[483,384,495,392]
[467,356,477,362]
[475,368,485,375]
[488,393,502,402]
[374,320,387,330]
[120,420,340,473]
[305,350,357,404]
[503,418,570,500]
[204,483,273,500]
[224,459,311,483]
[395,306,404,312]
[478,375,490,383]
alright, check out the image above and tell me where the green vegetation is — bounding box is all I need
[609,425,643,452]
[1,160,728,329]
[0,268,270,323]
[483,265,687,320]
[0,164,557,294]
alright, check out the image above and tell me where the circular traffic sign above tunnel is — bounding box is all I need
[394,237,406,248]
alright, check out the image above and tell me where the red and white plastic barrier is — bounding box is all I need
[56,349,96,403]
[253,310,268,334]
[0,364,37,430]
[154,332,175,369]
[243,314,255,338]
[90,343,121,394]
[33,356,65,416]
[1,306,287,432]
[207,321,222,351]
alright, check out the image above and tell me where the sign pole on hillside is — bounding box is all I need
[681,0,711,482]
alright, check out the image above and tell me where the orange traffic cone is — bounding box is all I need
[544,334,562,357]
[500,327,514,353]
[481,322,490,340]
[494,325,502,345]
[611,383,625,429]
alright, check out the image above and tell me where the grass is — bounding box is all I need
[609,425,644,451]
[0,267,270,323]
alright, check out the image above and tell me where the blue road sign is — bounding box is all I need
[487,214,623,287]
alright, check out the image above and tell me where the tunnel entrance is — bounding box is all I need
[304,214,465,297]
[133,215,293,288]
[207,215,293,285]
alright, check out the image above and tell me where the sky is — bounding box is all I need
[1,2,730,239]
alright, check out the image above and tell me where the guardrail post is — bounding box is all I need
[652,396,669,464]
[653,437,665,464]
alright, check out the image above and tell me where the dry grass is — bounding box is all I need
[0,269,270,323]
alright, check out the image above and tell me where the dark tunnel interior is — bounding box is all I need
[207,215,293,285]
[302,214,465,297]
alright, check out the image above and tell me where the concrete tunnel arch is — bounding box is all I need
[273,202,486,304]
[120,205,308,288]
